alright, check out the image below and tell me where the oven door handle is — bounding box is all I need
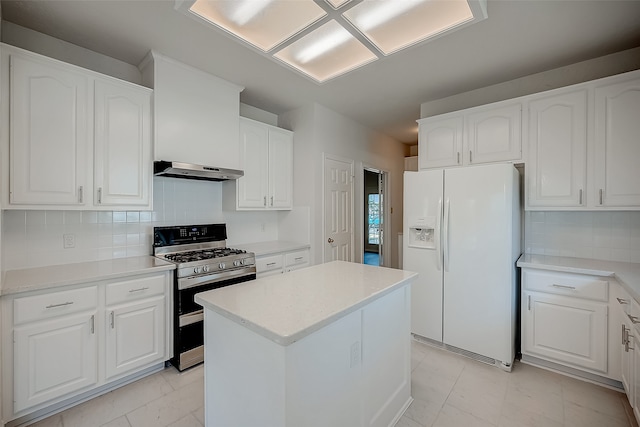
[177,267,256,290]
[180,310,204,327]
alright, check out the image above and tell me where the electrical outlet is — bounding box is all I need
[63,233,76,249]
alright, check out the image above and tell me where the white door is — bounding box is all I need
[324,156,353,262]
[106,295,165,380]
[527,90,587,208]
[403,170,444,342]
[268,128,293,209]
[594,78,640,207]
[442,164,517,363]
[238,118,269,209]
[418,117,463,169]
[14,312,97,412]
[94,79,151,207]
[9,53,88,205]
[464,103,522,165]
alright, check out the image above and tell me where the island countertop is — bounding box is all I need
[194,260,417,345]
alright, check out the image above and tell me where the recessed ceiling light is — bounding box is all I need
[188,0,326,52]
[178,0,487,83]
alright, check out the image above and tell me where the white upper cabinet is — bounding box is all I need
[418,116,462,169]
[594,78,640,208]
[465,103,521,165]
[140,51,244,170]
[418,102,521,170]
[527,89,587,208]
[225,117,293,210]
[9,52,89,206]
[2,44,153,210]
[94,79,151,207]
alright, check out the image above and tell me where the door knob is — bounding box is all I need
[327,238,334,243]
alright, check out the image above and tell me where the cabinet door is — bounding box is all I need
[634,333,640,421]
[237,119,269,209]
[14,312,97,412]
[594,79,640,207]
[527,90,587,208]
[105,295,165,380]
[465,103,521,165]
[268,128,293,209]
[418,117,463,169]
[9,54,88,205]
[522,292,607,372]
[94,79,152,208]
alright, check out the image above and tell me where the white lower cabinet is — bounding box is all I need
[105,295,165,380]
[521,269,609,374]
[2,271,171,423]
[14,310,98,412]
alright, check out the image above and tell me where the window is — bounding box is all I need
[368,193,380,244]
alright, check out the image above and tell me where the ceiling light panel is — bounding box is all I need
[189,0,327,52]
[343,0,475,55]
[274,20,377,83]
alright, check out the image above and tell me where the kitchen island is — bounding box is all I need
[194,260,417,427]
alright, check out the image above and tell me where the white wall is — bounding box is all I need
[279,103,406,268]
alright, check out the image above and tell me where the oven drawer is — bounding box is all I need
[256,255,283,273]
[14,286,98,325]
[106,275,165,305]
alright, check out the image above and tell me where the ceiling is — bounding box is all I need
[2,0,640,144]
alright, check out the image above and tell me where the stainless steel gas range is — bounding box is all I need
[153,224,256,371]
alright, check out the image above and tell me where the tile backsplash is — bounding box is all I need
[2,177,279,270]
[524,211,640,263]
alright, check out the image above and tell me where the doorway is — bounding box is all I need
[363,168,388,266]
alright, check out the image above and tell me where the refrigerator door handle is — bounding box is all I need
[443,198,450,272]
[436,198,442,271]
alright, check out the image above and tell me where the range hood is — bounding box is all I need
[154,161,243,181]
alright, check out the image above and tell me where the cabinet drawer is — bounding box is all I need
[14,286,98,325]
[285,250,309,267]
[256,255,283,273]
[106,275,165,306]
[523,270,608,302]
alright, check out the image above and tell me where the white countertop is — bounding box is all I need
[517,254,640,302]
[1,256,175,296]
[234,240,310,257]
[195,260,417,346]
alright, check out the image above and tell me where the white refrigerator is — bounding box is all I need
[403,163,520,369]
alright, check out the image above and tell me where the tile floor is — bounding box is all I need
[30,339,638,427]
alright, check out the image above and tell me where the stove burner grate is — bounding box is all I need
[164,248,247,263]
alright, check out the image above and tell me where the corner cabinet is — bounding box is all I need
[417,101,521,169]
[1,271,172,424]
[224,118,293,211]
[2,44,152,210]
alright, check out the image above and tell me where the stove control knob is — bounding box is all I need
[219,263,226,270]
[233,260,241,267]
[193,267,201,274]
[240,259,246,265]
[202,265,210,272]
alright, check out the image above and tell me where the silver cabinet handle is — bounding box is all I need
[98,187,103,204]
[128,286,149,293]
[628,314,640,324]
[46,301,74,309]
[626,340,634,352]
[263,196,267,207]
[270,196,273,206]
[78,186,84,203]
[90,315,95,334]
[527,295,531,311]
[618,298,630,305]
[552,284,576,290]
[294,257,303,261]
[599,189,603,205]
[469,151,473,163]
[623,323,627,345]
[457,152,460,164]
[579,189,583,205]
[266,262,276,266]
[110,311,115,329]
